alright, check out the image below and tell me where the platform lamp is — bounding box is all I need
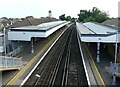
[107,30,119,85]
[112,31,118,85]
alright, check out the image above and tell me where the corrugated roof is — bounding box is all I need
[83,22,117,34]
[8,21,69,41]
[10,21,66,31]
[76,22,95,34]
[76,22,120,43]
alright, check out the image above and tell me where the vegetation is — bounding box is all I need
[59,14,76,23]
[59,14,66,21]
[0,25,4,31]
[78,7,109,23]
[59,7,109,23]
[0,25,10,31]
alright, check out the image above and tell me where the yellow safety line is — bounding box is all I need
[87,47,105,86]
[0,56,20,59]
[5,34,57,86]
[117,54,119,63]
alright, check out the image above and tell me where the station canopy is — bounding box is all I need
[76,22,120,43]
[8,21,69,41]
[10,21,66,31]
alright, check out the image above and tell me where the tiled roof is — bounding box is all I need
[11,17,59,28]
[102,18,120,30]
[11,18,31,28]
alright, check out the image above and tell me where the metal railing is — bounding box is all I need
[0,56,23,69]
[6,46,23,57]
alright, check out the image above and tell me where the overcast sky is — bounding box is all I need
[0,0,119,18]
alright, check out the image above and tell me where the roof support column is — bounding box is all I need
[31,38,34,53]
[118,47,120,60]
[97,42,100,63]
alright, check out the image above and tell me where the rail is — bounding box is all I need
[20,24,73,86]
[21,24,88,86]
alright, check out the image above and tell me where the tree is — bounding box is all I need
[71,17,76,22]
[83,16,95,22]
[78,7,109,23]
[59,14,76,23]
[66,16,71,21]
[59,14,66,20]
[78,10,88,22]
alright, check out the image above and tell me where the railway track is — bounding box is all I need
[23,24,88,86]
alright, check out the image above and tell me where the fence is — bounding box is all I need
[0,56,23,69]
[6,46,23,57]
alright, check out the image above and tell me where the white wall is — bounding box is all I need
[8,31,46,41]
[81,34,120,43]
[0,46,3,52]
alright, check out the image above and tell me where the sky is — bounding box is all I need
[0,0,119,18]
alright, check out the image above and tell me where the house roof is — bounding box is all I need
[102,18,120,30]
[10,21,66,31]
[11,17,59,28]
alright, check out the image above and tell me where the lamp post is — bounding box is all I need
[115,31,118,66]
[107,31,119,85]
[112,31,118,85]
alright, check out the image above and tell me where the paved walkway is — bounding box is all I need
[80,42,105,85]
[88,43,115,85]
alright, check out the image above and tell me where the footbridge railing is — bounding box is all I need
[0,56,23,71]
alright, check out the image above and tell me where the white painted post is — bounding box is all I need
[97,42,100,63]
[31,38,34,53]
[118,47,120,59]
[3,28,6,55]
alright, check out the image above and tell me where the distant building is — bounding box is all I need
[11,17,59,28]
[0,33,3,55]
[102,18,120,30]
[0,17,11,28]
